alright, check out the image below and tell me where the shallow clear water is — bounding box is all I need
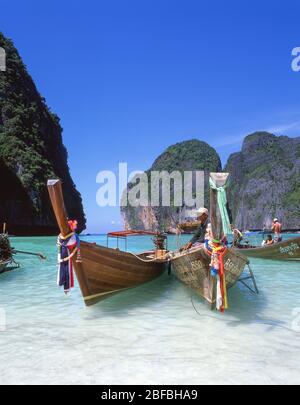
[0,234,300,385]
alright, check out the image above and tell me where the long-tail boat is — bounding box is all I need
[0,229,13,274]
[0,232,17,273]
[170,173,250,310]
[177,221,200,233]
[236,236,300,261]
[180,210,300,262]
[47,179,167,306]
[0,222,45,274]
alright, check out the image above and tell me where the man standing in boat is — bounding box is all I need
[272,218,282,242]
[180,207,209,251]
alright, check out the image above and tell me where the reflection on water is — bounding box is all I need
[0,234,299,384]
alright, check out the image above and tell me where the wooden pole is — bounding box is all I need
[47,179,70,237]
[13,249,46,260]
[209,172,229,241]
[3,223,6,234]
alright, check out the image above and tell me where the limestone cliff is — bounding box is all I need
[0,32,86,235]
[225,131,300,230]
[122,133,300,232]
[121,140,222,232]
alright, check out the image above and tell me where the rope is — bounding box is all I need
[190,291,221,320]
[176,231,181,250]
[209,177,232,235]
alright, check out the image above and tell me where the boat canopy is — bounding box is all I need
[106,230,163,251]
[107,230,158,238]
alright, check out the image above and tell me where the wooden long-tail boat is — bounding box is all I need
[236,236,300,261]
[177,221,200,233]
[47,179,167,306]
[0,232,14,273]
[170,173,250,309]
[0,223,45,274]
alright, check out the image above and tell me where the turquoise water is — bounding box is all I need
[0,234,300,384]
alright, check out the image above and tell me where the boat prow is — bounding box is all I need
[171,246,248,307]
[47,179,167,306]
[0,259,11,274]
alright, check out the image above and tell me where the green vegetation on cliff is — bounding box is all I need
[225,131,300,229]
[150,139,221,173]
[123,132,300,231]
[122,139,221,231]
[0,32,85,234]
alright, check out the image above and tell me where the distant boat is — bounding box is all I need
[177,221,200,233]
[236,236,300,261]
[0,226,45,275]
[47,179,167,306]
[0,232,17,273]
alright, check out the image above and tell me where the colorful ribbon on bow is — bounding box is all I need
[57,231,81,294]
[205,239,228,312]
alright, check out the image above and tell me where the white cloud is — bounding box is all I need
[211,120,300,148]
[266,120,300,134]
[211,133,247,147]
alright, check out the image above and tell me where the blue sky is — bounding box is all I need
[1,0,300,233]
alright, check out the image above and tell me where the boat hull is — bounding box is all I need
[171,246,248,307]
[0,259,11,274]
[74,241,167,306]
[236,236,300,261]
[0,259,14,274]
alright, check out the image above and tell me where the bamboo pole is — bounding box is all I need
[12,249,46,260]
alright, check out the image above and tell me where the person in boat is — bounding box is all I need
[180,207,209,251]
[272,218,282,242]
[262,234,274,246]
[232,227,243,247]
